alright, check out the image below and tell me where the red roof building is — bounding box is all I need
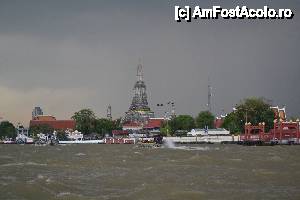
[122,118,164,132]
[122,121,143,131]
[30,115,76,130]
[112,130,129,138]
[143,118,164,129]
[214,117,224,129]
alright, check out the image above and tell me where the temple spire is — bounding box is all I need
[124,60,154,124]
[137,59,143,81]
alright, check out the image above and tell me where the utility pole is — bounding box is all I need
[157,101,176,119]
[168,101,176,118]
[157,101,175,136]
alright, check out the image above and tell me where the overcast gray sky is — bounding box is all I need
[0,0,299,125]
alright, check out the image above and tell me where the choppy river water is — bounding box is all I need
[0,144,300,200]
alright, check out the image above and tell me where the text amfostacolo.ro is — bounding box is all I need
[175,6,294,22]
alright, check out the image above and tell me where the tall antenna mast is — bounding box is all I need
[208,77,212,113]
[107,104,112,120]
[171,101,176,118]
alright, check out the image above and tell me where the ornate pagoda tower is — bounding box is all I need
[123,62,154,124]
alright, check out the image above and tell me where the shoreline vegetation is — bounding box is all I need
[0,97,298,141]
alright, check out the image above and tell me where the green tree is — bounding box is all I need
[221,112,240,134]
[159,124,170,136]
[56,130,68,141]
[0,121,16,139]
[113,118,123,130]
[289,116,299,122]
[94,118,115,137]
[195,111,215,129]
[72,109,96,134]
[222,97,274,133]
[165,115,195,135]
[29,124,54,137]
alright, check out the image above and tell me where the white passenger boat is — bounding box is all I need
[187,128,230,137]
[59,140,104,144]
[169,128,236,143]
[36,132,58,145]
[16,133,34,144]
[15,124,34,144]
[58,130,104,144]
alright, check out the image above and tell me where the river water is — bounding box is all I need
[0,144,300,200]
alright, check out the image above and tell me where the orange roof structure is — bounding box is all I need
[30,115,75,130]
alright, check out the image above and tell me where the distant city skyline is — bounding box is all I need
[0,0,299,125]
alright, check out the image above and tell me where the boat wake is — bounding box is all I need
[75,153,86,156]
[0,162,47,167]
[163,138,217,151]
[164,145,212,151]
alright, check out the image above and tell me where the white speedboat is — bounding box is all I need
[2,138,16,144]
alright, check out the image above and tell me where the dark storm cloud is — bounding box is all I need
[0,0,299,124]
